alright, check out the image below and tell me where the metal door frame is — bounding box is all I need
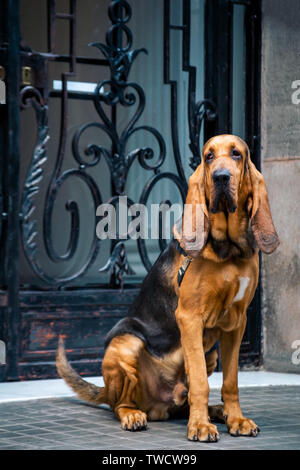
[204,0,262,367]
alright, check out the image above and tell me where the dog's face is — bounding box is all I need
[202,134,248,215]
[178,134,280,257]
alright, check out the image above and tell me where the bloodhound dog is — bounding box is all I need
[57,135,279,442]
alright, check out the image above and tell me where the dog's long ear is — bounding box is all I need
[176,162,210,258]
[248,156,279,254]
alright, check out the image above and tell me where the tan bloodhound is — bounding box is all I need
[57,134,279,442]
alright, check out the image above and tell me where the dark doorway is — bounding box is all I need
[0,0,261,381]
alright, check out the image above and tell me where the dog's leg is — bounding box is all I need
[102,334,148,432]
[220,316,259,437]
[175,304,219,442]
[115,370,148,431]
[205,348,218,377]
[204,349,225,423]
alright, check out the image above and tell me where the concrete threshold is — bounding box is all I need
[0,371,300,403]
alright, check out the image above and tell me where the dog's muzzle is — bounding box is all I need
[211,168,236,214]
[212,168,231,187]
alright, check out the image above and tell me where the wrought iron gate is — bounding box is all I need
[0,0,261,381]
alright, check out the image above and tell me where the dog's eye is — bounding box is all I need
[205,152,214,162]
[231,149,241,160]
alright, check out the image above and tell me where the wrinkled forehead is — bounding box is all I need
[202,134,248,156]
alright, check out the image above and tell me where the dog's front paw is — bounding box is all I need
[225,416,260,437]
[187,419,219,442]
[120,410,148,431]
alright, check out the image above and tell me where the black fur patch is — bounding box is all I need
[104,239,181,357]
[209,236,233,259]
[209,228,256,260]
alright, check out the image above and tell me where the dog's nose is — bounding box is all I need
[212,168,231,185]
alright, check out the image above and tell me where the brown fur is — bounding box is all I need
[57,333,219,428]
[56,135,279,442]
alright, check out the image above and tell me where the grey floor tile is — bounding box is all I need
[0,385,300,450]
[0,431,24,439]
[0,444,36,450]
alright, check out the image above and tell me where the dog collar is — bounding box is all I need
[177,256,193,286]
[175,239,193,287]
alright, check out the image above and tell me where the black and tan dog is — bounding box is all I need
[57,135,279,442]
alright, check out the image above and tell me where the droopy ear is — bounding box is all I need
[175,162,210,258]
[248,157,279,254]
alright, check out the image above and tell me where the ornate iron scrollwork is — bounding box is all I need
[20,86,103,286]
[21,0,200,288]
[85,0,167,195]
[17,0,222,288]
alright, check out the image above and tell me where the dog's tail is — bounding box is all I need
[56,336,107,405]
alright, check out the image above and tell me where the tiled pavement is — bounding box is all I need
[0,386,299,450]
